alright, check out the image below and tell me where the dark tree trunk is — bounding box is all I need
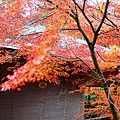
[89,48,119,120]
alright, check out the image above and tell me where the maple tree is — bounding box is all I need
[0,0,120,119]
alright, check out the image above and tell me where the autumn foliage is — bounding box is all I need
[0,0,120,119]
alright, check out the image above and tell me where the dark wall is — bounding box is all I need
[0,83,84,120]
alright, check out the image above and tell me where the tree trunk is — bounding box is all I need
[89,48,119,120]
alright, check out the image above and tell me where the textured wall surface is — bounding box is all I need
[0,83,84,120]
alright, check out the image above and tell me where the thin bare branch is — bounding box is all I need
[106,16,118,29]
[91,13,117,28]
[74,14,92,45]
[82,0,86,11]
[68,5,76,15]
[60,2,75,32]
[50,53,100,80]
[85,77,98,86]
[61,28,79,30]
[67,4,91,45]
[98,28,117,35]
[93,0,110,47]
[72,0,95,34]
[26,14,51,26]
[96,50,120,64]
[108,80,120,112]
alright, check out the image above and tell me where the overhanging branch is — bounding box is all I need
[49,53,100,80]
[61,28,79,30]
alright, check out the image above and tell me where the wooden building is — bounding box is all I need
[0,82,84,120]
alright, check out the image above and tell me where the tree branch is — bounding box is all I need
[66,2,91,45]
[61,28,79,30]
[91,13,117,28]
[74,14,92,45]
[98,28,117,35]
[93,0,110,47]
[26,14,51,26]
[106,16,118,29]
[72,0,95,34]
[60,3,76,32]
[82,0,86,11]
[50,53,100,80]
